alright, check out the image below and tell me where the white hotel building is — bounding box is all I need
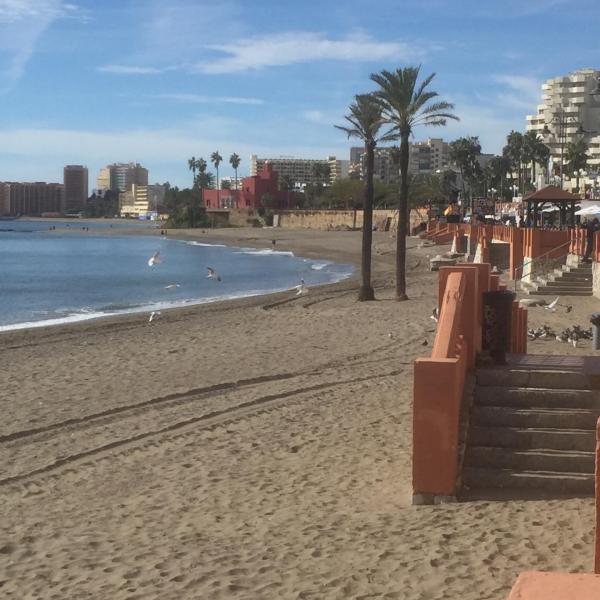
[526,69,600,179]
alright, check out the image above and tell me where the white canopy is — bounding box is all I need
[575,203,600,216]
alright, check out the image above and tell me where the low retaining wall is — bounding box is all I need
[274,209,427,231]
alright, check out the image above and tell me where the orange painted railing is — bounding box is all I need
[596,417,600,574]
[571,228,586,257]
[523,229,570,259]
[413,263,527,501]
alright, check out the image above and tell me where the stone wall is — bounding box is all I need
[274,209,427,231]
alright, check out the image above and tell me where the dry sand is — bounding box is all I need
[0,228,595,599]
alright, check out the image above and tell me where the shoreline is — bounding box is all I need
[0,226,358,337]
[0,227,364,340]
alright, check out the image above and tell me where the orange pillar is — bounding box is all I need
[595,417,600,574]
[438,266,480,369]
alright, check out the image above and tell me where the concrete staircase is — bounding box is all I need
[462,357,600,498]
[527,262,593,297]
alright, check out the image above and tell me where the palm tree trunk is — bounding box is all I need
[216,167,220,207]
[359,142,376,301]
[396,132,409,301]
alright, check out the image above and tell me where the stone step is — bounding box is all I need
[477,369,600,389]
[462,467,594,495]
[472,406,600,429]
[558,272,593,280]
[469,425,595,451]
[529,289,592,296]
[544,280,592,287]
[465,447,595,473]
[475,386,600,409]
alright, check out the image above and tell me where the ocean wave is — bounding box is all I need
[233,248,295,257]
[310,261,331,271]
[186,241,227,247]
[0,285,320,333]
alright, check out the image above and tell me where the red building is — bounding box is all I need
[203,162,298,209]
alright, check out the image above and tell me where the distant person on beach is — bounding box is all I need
[272,239,276,248]
[585,218,599,261]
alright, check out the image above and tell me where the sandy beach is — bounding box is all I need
[0,227,595,600]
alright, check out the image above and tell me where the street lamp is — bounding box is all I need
[542,104,581,190]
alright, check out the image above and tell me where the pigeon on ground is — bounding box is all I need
[545,297,559,311]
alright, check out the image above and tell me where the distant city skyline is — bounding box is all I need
[0,0,598,187]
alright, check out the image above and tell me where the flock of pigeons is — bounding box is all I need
[431,295,591,348]
[528,324,592,347]
[145,250,307,323]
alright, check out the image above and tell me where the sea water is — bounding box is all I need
[0,222,353,331]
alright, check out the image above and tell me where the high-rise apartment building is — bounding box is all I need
[63,165,88,213]
[96,162,149,193]
[119,184,166,217]
[354,138,450,185]
[408,138,450,174]
[250,155,345,186]
[527,69,600,174]
[0,182,64,216]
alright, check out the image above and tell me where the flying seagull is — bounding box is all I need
[207,267,222,282]
[295,279,307,296]
[164,283,180,289]
[148,251,161,267]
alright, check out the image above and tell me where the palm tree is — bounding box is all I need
[229,153,241,190]
[565,138,589,192]
[211,151,223,206]
[196,158,208,208]
[503,131,524,193]
[371,66,458,301]
[335,94,395,301]
[279,174,294,209]
[188,156,197,187]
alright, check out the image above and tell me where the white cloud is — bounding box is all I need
[0,125,348,187]
[439,101,522,154]
[195,31,417,74]
[303,110,328,124]
[153,93,264,105]
[493,74,541,102]
[0,1,82,92]
[97,64,164,75]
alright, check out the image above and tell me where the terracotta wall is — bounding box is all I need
[413,262,527,503]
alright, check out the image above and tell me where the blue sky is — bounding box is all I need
[0,0,598,188]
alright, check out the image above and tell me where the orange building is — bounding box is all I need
[203,163,298,210]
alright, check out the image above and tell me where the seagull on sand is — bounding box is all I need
[295,279,307,296]
[148,251,161,267]
[164,283,180,289]
[545,296,559,311]
[148,311,161,323]
[430,307,439,323]
[207,267,222,282]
